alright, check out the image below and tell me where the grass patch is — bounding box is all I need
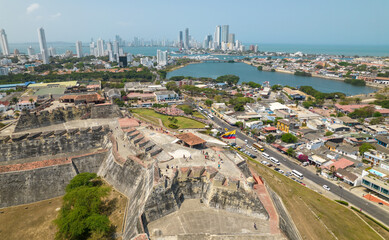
[248,160,382,240]
[351,206,389,238]
[192,111,206,119]
[132,108,205,129]
[0,182,127,240]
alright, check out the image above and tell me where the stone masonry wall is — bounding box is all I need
[0,129,108,162]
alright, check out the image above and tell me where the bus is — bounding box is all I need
[269,157,280,165]
[292,170,303,179]
[253,143,265,152]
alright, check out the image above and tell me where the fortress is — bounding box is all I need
[0,104,299,240]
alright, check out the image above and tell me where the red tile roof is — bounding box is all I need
[176,133,206,146]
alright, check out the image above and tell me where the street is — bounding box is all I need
[209,113,389,226]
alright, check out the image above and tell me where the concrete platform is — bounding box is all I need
[148,199,286,240]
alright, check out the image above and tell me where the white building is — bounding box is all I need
[76,41,83,58]
[27,46,35,57]
[16,100,35,111]
[0,29,10,56]
[38,27,49,64]
[48,47,56,57]
[96,38,104,57]
[157,50,168,66]
[154,91,179,102]
[89,41,96,56]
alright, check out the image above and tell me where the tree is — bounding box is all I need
[286,147,295,157]
[205,99,213,107]
[55,173,111,240]
[234,103,245,112]
[236,121,244,128]
[215,75,240,86]
[266,134,276,143]
[281,133,298,143]
[359,143,375,155]
[165,81,178,91]
[257,66,263,71]
[373,112,382,117]
[11,97,18,104]
[355,98,361,104]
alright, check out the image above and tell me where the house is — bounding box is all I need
[306,139,324,150]
[338,116,359,127]
[15,100,35,111]
[0,101,10,112]
[325,141,338,151]
[277,119,299,133]
[154,91,179,102]
[361,167,389,199]
[309,154,328,166]
[375,135,389,148]
[334,104,370,114]
[106,89,121,100]
[335,144,359,160]
[327,124,350,132]
[364,149,388,165]
[322,158,355,171]
[335,168,359,186]
[126,92,156,101]
[59,93,105,105]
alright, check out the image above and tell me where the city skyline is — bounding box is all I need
[0,0,388,45]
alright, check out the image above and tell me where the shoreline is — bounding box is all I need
[166,61,200,72]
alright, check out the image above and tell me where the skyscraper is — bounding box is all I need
[27,46,35,57]
[221,25,229,44]
[0,29,10,56]
[178,31,183,50]
[228,33,235,44]
[113,41,119,56]
[96,38,104,57]
[37,27,49,64]
[48,47,56,57]
[184,28,190,49]
[214,25,221,49]
[76,41,83,58]
[157,49,168,66]
[89,41,95,56]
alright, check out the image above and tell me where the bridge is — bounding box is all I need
[201,59,231,63]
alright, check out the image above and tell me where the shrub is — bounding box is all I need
[335,200,349,206]
[168,123,179,129]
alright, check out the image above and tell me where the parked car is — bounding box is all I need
[323,185,330,191]
[261,160,269,165]
[278,169,285,174]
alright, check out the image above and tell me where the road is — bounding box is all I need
[209,113,389,226]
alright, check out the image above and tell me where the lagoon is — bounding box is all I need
[167,62,376,96]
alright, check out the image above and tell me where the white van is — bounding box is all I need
[262,152,270,159]
[269,157,280,165]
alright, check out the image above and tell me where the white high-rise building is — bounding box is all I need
[0,29,10,56]
[254,45,258,53]
[76,41,83,58]
[184,28,190,49]
[89,41,95,56]
[38,27,49,64]
[127,53,133,63]
[96,38,104,57]
[27,46,35,57]
[156,49,168,66]
[214,25,221,49]
[48,47,56,57]
[113,41,119,56]
[221,25,229,44]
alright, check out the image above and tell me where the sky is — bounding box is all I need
[1,0,389,45]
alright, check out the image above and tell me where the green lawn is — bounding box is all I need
[192,111,206,119]
[132,108,205,129]
[248,161,383,240]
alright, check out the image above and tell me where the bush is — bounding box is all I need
[335,200,349,206]
[54,173,111,240]
[325,131,334,136]
[168,123,179,129]
[281,133,298,143]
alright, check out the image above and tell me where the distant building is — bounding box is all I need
[96,38,104,57]
[0,66,9,76]
[76,41,83,58]
[178,31,183,49]
[37,27,49,64]
[215,25,221,49]
[157,50,168,66]
[221,25,229,44]
[184,28,190,49]
[154,91,179,102]
[118,56,128,67]
[0,29,10,56]
[16,100,35,111]
[48,47,56,57]
[27,46,35,56]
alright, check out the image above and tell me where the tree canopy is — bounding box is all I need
[55,173,112,240]
[281,133,298,143]
[215,75,240,86]
[359,143,375,155]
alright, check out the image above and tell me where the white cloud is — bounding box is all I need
[27,3,40,14]
[51,12,62,18]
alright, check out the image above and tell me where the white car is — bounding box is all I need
[261,160,269,165]
[278,169,284,174]
[323,185,330,191]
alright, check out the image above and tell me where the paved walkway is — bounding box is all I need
[364,194,389,206]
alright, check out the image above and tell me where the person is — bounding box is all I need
[254,223,257,230]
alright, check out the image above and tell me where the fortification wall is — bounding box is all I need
[0,128,108,163]
[0,164,76,208]
[0,150,109,208]
[98,151,154,239]
[14,104,122,132]
[267,185,302,240]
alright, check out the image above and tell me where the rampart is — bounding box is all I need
[14,104,122,132]
[0,150,109,208]
[0,126,109,163]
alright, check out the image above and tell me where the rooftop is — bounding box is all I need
[176,132,206,146]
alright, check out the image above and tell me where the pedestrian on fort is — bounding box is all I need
[254,223,257,230]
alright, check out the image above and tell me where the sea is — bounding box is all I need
[8,42,389,57]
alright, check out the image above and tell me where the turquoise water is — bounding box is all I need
[369,169,386,177]
[167,62,376,96]
[8,42,389,57]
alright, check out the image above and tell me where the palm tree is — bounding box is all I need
[29,98,34,104]
[355,98,361,104]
